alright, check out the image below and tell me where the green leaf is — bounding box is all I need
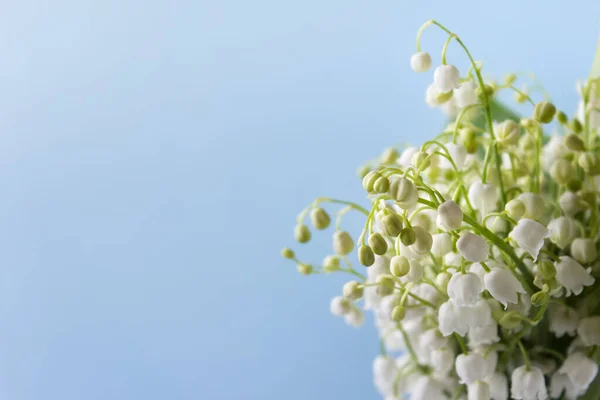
[470,98,521,131]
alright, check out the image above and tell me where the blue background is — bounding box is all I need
[0,1,598,399]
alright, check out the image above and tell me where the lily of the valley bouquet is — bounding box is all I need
[281,20,600,400]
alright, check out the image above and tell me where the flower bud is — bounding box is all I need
[515,90,528,104]
[559,191,581,216]
[496,120,520,146]
[323,255,340,272]
[294,224,311,243]
[498,311,522,329]
[569,119,583,134]
[375,176,391,194]
[538,259,556,279]
[381,213,403,237]
[281,248,295,259]
[434,64,461,93]
[556,111,568,124]
[436,271,451,291]
[411,225,433,254]
[400,227,416,246]
[310,208,331,230]
[531,291,549,306]
[377,275,396,296]
[390,255,410,277]
[411,151,431,170]
[505,199,526,220]
[389,177,419,209]
[330,296,351,316]
[368,233,388,255]
[410,52,432,73]
[504,73,516,85]
[579,190,597,207]
[564,133,585,151]
[550,159,575,185]
[362,171,382,193]
[358,245,375,267]
[460,128,477,153]
[578,152,600,175]
[381,148,399,164]
[534,100,556,123]
[391,305,405,321]
[457,232,489,262]
[476,84,495,97]
[521,117,536,131]
[571,238,597,265]
[437,200,463,230]
[333,231,354,255]
[343,281,363,300]
[357,165,370,179]
[566,178,582,192]
[297,263,313,275]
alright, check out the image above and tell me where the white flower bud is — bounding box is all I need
[410,51,432,72]
[467,381,490,400]
[517,192,546,221]
[389,177,419,210]
[343,281,364,300]
[509,218,549,260]
[468,299,493,329]
[570,238,597,264]
[444,251,462,268]
[454,80,478,109]
[558,352,598,393]
[447,272,483,306]
[559,191,581,216]
[434,64,461,93]
[437,200,463,230]
[401,259,424,283]
[410,226,433,254]
[484,268,527,308]
[505,199,526,220]
[373,356,398,397]
[577,316,600,347]
[456,353,489,384]
[550,159,575,185]
[431,233,453,257]
[333,231,354,255]
[468,182,498,215]
[555,256,594,296]
[426,83,442,107]
[548,304,578,338]
[547,216,580,249]
[411,376,446,400]
[496,119,520,146]
[510,366,547,400]
[550,371,579,400]
[438,300,469,336]
[330,296,350,316]
[457,232,489,262]
[468,321,500,347]
[487,372,508,400]
[344,308,364,327]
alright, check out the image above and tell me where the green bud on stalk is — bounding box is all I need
[382,213,403,237]
[556,111,568,125]
[391,305,405,321]
[564,133,585,151]
[534,101,556,124]
[281,248,295,259]
[400,227,416,246]
[537,259,556,279]
[498,311,523,329]
[373,176,390,193]
[505,199,526,220]
[377,275,396,296]
[390,256,411,277]
[310,208,331,230]
[368,232,388,255]
[531,291,549,307]
[295,224,312,243]
[333,231,354,255]
[358,245,375,267]
[343,281,364,300]
[569,119,583,134]
[381,148,399,164]
[323,255,340,272]
[297,263,313,275]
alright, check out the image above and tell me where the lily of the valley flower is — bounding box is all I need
[511,365,547,400]
[510,218,549,260]
[558,352,599,394]
[457,232,489,262]
[555,256,594,296]
[483,267,527,308]
[447,272,483,306]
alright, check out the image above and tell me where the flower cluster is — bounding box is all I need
[282,19,600,400]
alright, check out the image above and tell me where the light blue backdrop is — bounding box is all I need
[0,1,598,399]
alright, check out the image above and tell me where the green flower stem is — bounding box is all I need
[335,205,352,230]
[454,333,468,353]
[340,268,367,281]
[453,103,483,143]
[397,322,422,367]
[481,140,495,183]
[517,339,531,370]
[313,197,370,215]
[505,85,536,106]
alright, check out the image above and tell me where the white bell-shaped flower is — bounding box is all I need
[548,304,578,338]
[484,268,527,308]
[431,348,455,375]
[468,182,498,215]
[559,191,581,216]
[401,259,424,283]
[547,216,580,249]
[446,142,468,170]
[466,299,493,329]
[509,218,549,260]
[410,376,447,400]
[330,296,350,316]
[454,80,478,109]
[456,353,489,384]
[487,372,508,400]
[457,232,489,262]
[437,200,463,230]
[558,352,598,394]
[420,328,449,350]
[426,83,443,107]
[555,256,594,296]
[410,51,432,72]
[469,262,488,282]
[434,64,461,93]
[550,371,579,400]
[444,251,463,268]
[468,321,500,347]
[468,381,491,400]
[398,146,419,167]
[511,365,547,400]
[517,192,547,221]
[431,233,453,257]
[438,300,469,336]
[344,308,364,327]
[373,356,398,397]
[571,238,598,265]
[448,272,484,306]
[577,316,600,346]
